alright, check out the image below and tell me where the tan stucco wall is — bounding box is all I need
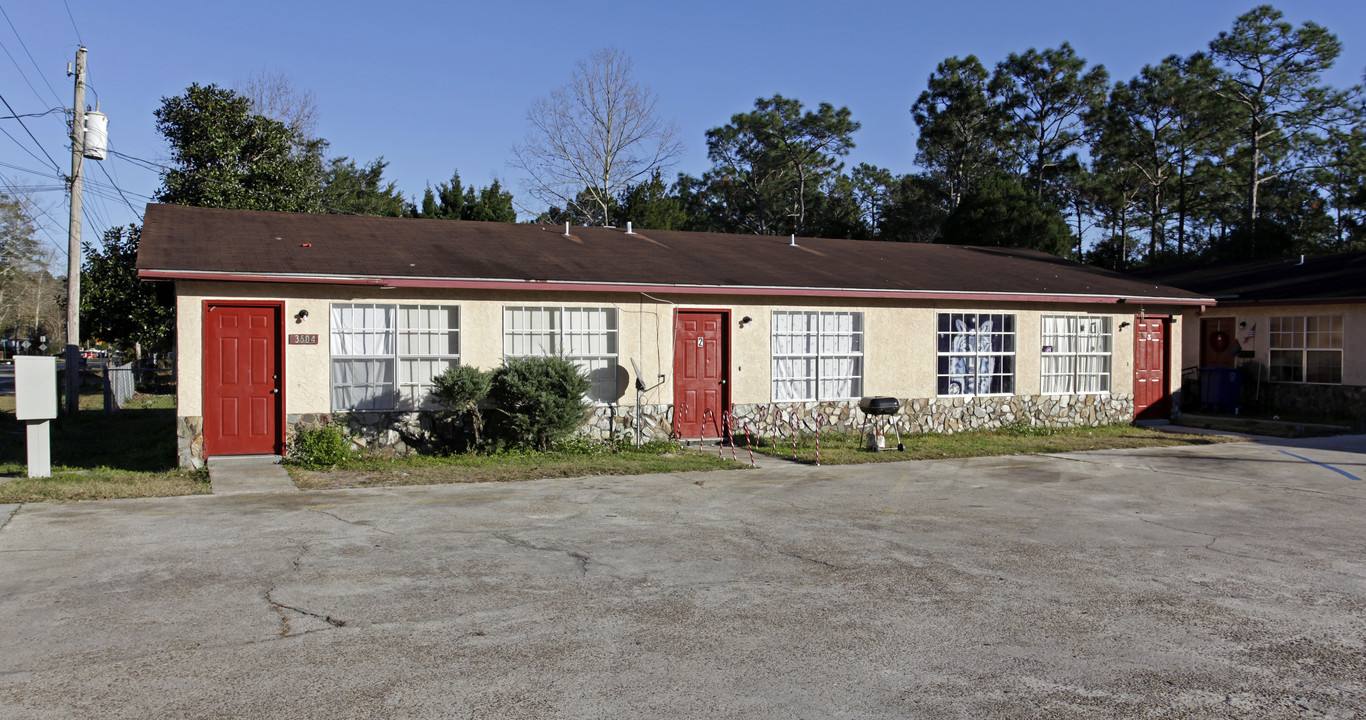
[175,280,1186,416]
[1180,303,1365,385]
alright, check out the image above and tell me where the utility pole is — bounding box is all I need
[65,46,86,416]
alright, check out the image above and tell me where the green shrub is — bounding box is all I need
[487,356,592,451]
[290,426,353,469]
[432,364,492,448]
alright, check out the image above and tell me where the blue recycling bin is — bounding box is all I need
[1199,366,1241,412]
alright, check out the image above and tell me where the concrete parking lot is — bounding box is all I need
[1,435,1363,719]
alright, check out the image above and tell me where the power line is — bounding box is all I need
[61,0,82,46]
[0,38,56,109]
[0,158,61,177]
[0,90,62,172]
[0,120,58,172]
[1,107,64,120]
[0,170,69,259]
[0,3,66,107]
[86,176,151,201]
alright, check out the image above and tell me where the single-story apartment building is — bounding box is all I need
[136,204,1211,468]
[1136,252,1366,424]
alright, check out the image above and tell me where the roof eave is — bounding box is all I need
[137,269,1213,306]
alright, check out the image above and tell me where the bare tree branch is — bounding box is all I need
[510,48,683,225]
[234,67,320,140]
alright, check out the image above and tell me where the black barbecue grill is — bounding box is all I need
[858,396,904,451]
[859,396,900,415]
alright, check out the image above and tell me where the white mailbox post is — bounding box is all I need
[15,356,58,478]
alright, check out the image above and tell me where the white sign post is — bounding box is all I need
[15,356,58,478]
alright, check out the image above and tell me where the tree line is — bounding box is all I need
[530,5,1363,270]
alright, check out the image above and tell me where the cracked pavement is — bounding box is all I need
[0,434,1363,719]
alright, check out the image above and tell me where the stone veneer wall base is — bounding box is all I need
[177,394,1136,468]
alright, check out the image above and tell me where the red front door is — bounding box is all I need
[204,303,282,456]
[673,311,727,438]
[1134,317,1170,420]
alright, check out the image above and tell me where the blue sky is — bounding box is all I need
[3,0,1364,262]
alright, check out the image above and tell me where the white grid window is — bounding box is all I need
[331,304,459,411]
[937,312,1015,396]
[503,306,619,404]
[771,311,863,401]
[1042,315,1112,394]
[1270,316,1343,384]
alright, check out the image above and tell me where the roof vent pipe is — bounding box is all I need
[790,234,796,247]
[626,221,635,235]
[564,222,570,237]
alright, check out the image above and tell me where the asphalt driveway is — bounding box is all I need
[1,435,1363,719]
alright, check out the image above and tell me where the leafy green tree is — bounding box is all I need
[912,55,1008,210]
[1089,54,1235,259]
[154,83,325,211]
[938,172,1073,257]
[1087,151,1147,268]
[704,95,860,236]
[80,225,173,356]
[804,173,866,240]
[0,192,48,344]
[879,174,950,243]
[1209,5,1363,233]
[673,173,727,233]
[321,157,405,216]
[991,43,1109,202]
[1311,128,1366,249]
[466,179,516,223]
[1207,175,1335,260]
[409,171,469,219]
[408,171,516,223]
[617,170,687,230]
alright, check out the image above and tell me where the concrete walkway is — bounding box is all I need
[206,455,298,495]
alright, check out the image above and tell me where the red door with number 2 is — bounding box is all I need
[1133,317,1170,420]
[673,311,727,438]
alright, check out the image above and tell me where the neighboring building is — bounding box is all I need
[137,204,1209,468]
[1136,253,1366,424]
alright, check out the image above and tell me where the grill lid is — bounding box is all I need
[858,396,901,415]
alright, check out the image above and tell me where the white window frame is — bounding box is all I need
[503,306,619,404]
[330,303,460,412]
[936,312,1016,397]
[1269,315,1343,384]
[1041,314,1112,395]
[771,311,864,402]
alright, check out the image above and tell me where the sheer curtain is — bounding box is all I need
[772,311,861,401]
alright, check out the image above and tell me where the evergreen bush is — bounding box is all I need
[487,356,592,451]
[432,364,493,449]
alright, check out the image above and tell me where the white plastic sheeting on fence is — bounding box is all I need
[106,362,135,411]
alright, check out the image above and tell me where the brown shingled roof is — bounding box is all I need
[1132,252,1366,303]
[136,204,1207,303]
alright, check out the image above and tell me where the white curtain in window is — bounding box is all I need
[331,305,394,356]
[331,358,394,410]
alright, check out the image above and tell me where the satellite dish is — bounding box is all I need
[630,358,645,391]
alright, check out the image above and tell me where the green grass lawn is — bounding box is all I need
[742,423,1238,465]
[0,393,209,503]
[289,443,746,490]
